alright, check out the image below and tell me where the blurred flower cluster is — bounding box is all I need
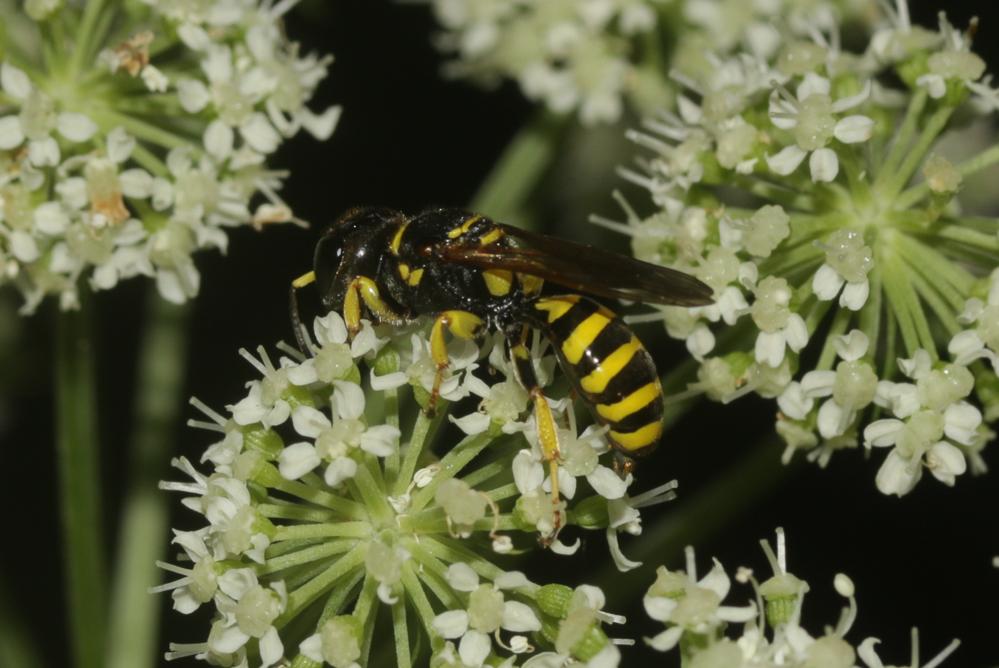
[593,0,999,495]
[422,0,877,124]
[0,0,339,312]
[644,528,960,668]
[157,313,675,666]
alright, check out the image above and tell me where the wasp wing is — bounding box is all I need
[434,224,714,306]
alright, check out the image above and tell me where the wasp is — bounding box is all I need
[291,207,712,531]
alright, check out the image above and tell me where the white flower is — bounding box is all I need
[767,74,873,182]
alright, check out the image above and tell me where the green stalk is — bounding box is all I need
[876,88,928,181]
[69,0,110,77]
[106,295,190,668]
[0,577,42,668]
[392,597,412,668]
[55,298,107,668]
[470,110,567,227]
[896,142,999,210]
[881,104,955,200]
[392,407,448,497]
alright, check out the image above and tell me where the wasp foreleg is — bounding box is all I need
[343,276,408,338]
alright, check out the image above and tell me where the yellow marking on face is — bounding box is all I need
[518,273,544,296]
[398,263,410,281]
[407,267,424,286]
[390,222,409,255]
[447,214,481,239]
[561,312,611,365]
[292,271,316,288]
[483,269,513,296]
[580,337,641,394]
[609,421,663,452]
[479,227,504,246]
[596,382,660,423]
[533,295,580,324]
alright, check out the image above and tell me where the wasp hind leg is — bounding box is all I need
[427,310,485,416]
[506,325,565,544]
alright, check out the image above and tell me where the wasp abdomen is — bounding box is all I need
[533,295,664,456]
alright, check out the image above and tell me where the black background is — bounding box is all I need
[2,1,998,666]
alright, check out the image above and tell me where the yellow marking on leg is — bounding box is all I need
[580,337,641,394]
[345,276,405,335]
[531,388,563,534]
[398,263,410,281]
[447,214,481,239]
[561,312,611,364]
[596,382,661,422]
[483,269,513,296]
[292,271,316,288]
[609,421,663,452]
[406,267,424,286]
[390,222,409,255]
[518,273,544,296]
[428,310,485,413]
[533,296,580,324]
[479,227,504,246]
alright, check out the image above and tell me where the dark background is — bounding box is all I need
[2,1,998,666]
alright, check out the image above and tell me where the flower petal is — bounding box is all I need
[766,144,807,175]
[809,147,839,182]
[834,115,875,143]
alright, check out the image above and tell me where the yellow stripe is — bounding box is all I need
[407,268,424,286]
[561,312,611,364]
[596,382,660,423]
[390,222,409,255]
[533,296,580,324]
[398,263,410,280]
[447,214,481,239]
[609,421,663,452]
[580,337,641,394]
[479,228,504,246]
[518,273,544,296]
[292,271,316,288]
[483,269,512,296]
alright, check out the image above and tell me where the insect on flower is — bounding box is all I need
[291,207,713,533]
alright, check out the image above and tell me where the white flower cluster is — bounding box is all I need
[645,529,961,668]
[0,0,339,312]
[425,0,666,124]
[597,0,999,495]
[157,313,655,666]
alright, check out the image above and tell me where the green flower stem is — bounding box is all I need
[392,597,412,668]
[877,87,928,181]
[383,387,401,481]
[909,272,961,336]
[106,294,190,668]
[881,244,932,358]
[261,540,359,576]
[459,456,508,489]
[595,437,791,603]
[55,297,107,668]
[272,522,372,542]
[409,432,496,513]
[0,577,42,668]
[70,0,110,77]
[424,535,510,584]
[882,104,955,200]
[129,144,171,179]
[470,110,567,227]
[401,562,443,642]
[89,108,193,150]
[734,175,814,211]
[353,574,380,666]
[404,543,462,609]
[484,482,520,503]
[348,458,393,524]
[815,307,853,372]
[257,503,338,522]
[278,543,368,625]
[860,267,883,353]
[263,472,367,519]
[392,406,448,497]
[894,234,972,308]
[931,223,999,253]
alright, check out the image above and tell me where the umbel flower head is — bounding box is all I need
[155,313,671,667]
[644,528,961,668]
[597,0,999,496]
[0,0,339,312]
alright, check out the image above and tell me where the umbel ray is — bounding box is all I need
[290,207,713,535]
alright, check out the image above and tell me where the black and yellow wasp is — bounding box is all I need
[291,207,712,523]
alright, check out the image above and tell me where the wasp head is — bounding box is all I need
[313,207,404,308]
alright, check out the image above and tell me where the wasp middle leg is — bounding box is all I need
[505,324,565,542]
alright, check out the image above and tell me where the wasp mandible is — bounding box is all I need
[291,207,713,532]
